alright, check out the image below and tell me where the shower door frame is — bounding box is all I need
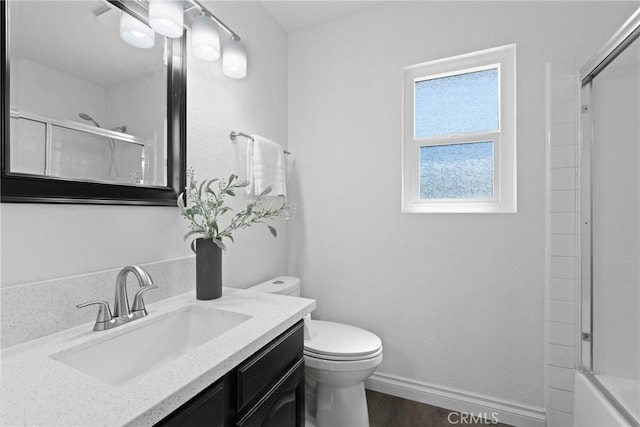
[579,8,640,426]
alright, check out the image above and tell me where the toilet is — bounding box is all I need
[246,276,383,427]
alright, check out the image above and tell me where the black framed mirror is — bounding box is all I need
[1,0,186,205]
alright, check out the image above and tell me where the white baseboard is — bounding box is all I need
[365,372,546,427]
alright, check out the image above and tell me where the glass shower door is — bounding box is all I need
[582,30,640,424]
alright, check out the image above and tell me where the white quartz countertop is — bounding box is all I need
[0,288,315,426]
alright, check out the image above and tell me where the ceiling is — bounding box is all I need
[10,1,165,87]
[260,1,382,32]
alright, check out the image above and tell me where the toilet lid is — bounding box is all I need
[304,320,382,358]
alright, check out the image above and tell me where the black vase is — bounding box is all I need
[195,238,222,300]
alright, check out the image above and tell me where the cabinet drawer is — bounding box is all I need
[237,321,303,412]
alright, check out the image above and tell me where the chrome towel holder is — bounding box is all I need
[229,131,291,155]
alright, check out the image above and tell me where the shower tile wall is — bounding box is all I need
[545,60,580,426]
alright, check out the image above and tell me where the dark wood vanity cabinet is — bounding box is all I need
[236,360,305,427]
[156,321,305,427]
[155,375,231,427]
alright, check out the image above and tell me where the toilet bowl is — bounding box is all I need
[246,276,383,427]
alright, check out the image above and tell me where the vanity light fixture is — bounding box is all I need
[111,0,248,78]
[185,0,247,78]
[120,11,155,49]
[149,0,184,39]
[192,14,220,61]
[222,37,247,79]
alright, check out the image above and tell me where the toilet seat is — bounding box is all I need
[304,351,383,372]
[304,346,383,361]
[304,320,382,361]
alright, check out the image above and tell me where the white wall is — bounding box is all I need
[10,56,107,124]
[287,0,637,411]
[1,1,288,289]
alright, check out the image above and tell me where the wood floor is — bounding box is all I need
[366,390,514,427]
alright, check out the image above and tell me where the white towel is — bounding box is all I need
[247,134,287,197]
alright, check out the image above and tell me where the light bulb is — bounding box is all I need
[222,39,247,79]
[149,0,184,39]
[120,12,155,49]
[192,15,220,61]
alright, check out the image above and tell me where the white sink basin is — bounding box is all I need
[51,305,252,386]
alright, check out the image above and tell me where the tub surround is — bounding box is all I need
[0,287,315,426]
[544,59,580,425]
[574,372,632,427]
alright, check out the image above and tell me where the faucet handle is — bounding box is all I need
[131,285,158,314]
[76,300,113,330]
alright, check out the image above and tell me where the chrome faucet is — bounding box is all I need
[114,265,155,317]
[77,265,157,331]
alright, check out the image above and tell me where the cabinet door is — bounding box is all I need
[236,359,305,427]
[237,321,304,412]
[156,376,231,427]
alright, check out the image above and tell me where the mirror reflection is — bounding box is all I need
[9,0,168,186]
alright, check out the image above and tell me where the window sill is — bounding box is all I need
[402,200,517,214]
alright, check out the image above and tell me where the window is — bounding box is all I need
[402,44,516,213]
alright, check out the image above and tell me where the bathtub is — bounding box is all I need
[574,372,633,427]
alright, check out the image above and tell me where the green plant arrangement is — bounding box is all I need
[178,169,288,251]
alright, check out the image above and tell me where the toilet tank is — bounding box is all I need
[246,276,301,296]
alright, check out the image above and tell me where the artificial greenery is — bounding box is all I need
[178,169,288,251]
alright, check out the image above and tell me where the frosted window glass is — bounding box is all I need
[415,68,499,138]
[420,141,494,199]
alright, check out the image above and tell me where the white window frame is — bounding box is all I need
[402,44,516,213]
